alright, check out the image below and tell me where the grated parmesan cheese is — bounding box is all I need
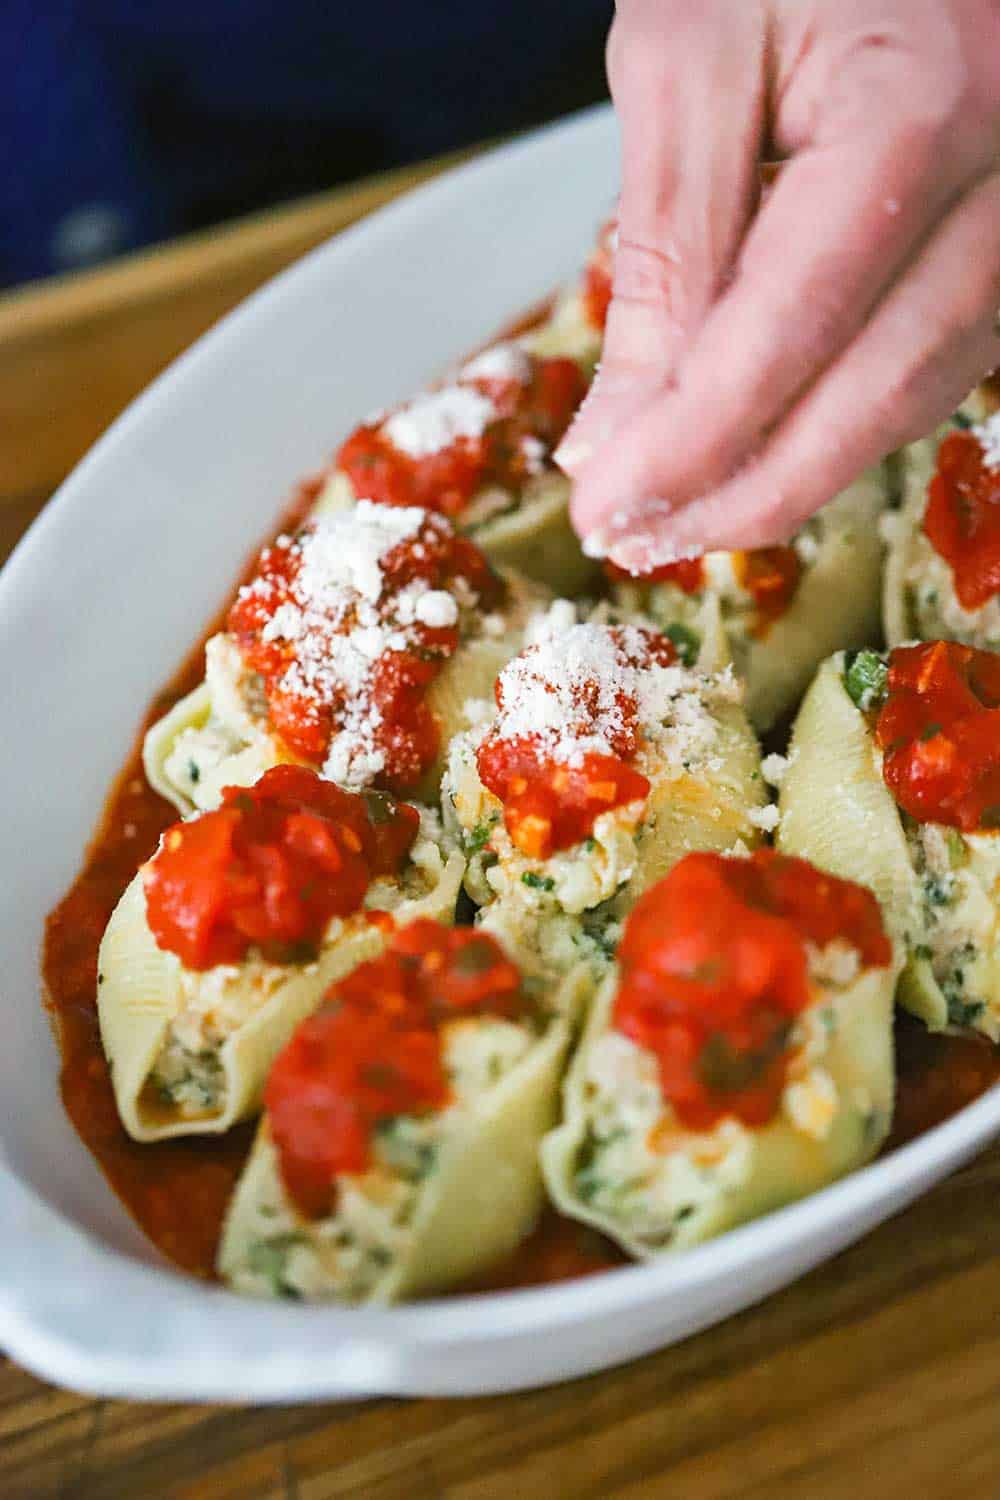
[384,386,496,459]
[460,342,532,386]
[974,411,1000,471]
[488,605,720,774]
[520,435,547,475]
[748,803,781,833]
[294,500,423,603]
[233,501,479,789]
[414,590,460,628]
[761,751,793,788]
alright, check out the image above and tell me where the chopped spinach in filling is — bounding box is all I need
[843,649,888,713]
[151,1043,225,1114]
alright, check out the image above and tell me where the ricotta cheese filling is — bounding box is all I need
[570,945,867,1245]
[893,403,1000,648]
[898,529,1000,650]
[903,818,1000,1040]
[229,1011,539,1301]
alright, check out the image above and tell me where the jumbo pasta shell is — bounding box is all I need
[447,607,768,970]
[98,854,464,1142]
[777,655,919,943]
[626,700,767,903]
[468,472,598,598]
[739,468,887,732]
[882,390,994,649]
[218,964,593,1302]
[142,682,285,817]
[541,959,895,1260]
[142,570,546,815]
[521,297,602,374]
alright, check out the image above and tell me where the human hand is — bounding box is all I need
[557,0,1000,572]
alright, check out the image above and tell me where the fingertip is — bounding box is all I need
[555,357,662,477]
[566,474,606,541]
[566,445,629,536]
[552,435,594,476]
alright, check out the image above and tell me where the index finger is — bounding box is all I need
[556,0,765,470]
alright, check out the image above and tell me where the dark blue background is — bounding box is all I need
[3,1,611,287]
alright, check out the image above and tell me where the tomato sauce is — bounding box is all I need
[267,921,525,1218]
[39,319,1000,1294]
[476,625,673,860]
[336,351,585,520]
[613,851,891,1131]
[606,545,802,637]
[605,555,705,592]
[733,546,803,636]
[229,511,502,791]
[478,740,651,860]
[581,221,614,331]
[144,767,419,970]
[876,640,1000,832]
[924,426,1000,609]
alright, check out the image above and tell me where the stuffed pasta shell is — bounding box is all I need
[541,850,896,1258]
[98,765,463,1141]
[882,393,1000,649]
[144,500,545,816]
[312,342,597,595]
[443,601,768,974]
[218,919,591,1302]
[607,468,888,732]
[779,642,1000,1043]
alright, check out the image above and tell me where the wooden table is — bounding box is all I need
[3,149,1000,1500]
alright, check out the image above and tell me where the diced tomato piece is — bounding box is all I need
[876,640,1000,832]
[924,428,1000,609]
[142,765,419,969]
[266,920,527,1217]
[613,850,890,1130]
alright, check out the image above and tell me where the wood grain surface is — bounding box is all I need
[2,1143,999,1499]
[3,146,1000,1500]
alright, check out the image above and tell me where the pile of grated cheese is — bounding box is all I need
[974,411,1000,472]
[460,342,533,386]
[236,501,474,789]
[489,605,728,773]
[378,342,535,462]
[384,387,496,460]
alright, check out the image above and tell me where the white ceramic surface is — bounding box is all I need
[2,105,999,1403]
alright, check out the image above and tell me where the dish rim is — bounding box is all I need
[3,1087,998,1400]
